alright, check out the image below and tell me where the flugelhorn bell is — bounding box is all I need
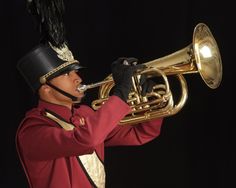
[144,23,222,89]
[77,23,222,125]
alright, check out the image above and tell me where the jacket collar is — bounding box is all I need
[38,100,75,122]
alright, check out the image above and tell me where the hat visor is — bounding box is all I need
[47,63,85,81]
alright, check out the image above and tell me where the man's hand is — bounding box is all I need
[111,57,141,102]
[139,75,157,96]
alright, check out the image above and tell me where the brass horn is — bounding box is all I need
[77,23,222,125]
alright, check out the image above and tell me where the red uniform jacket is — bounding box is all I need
[16,96,163,188]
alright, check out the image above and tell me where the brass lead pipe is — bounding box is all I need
[77,79,113,92]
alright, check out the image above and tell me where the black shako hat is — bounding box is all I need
[17,43,83,92]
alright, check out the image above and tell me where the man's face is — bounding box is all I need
[48,70,85,104]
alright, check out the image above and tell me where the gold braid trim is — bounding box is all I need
[39,60,79,84]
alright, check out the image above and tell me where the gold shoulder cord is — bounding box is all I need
[44,111,74,130]
[44,111,106,188]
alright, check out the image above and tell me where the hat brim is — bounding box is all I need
[47,63,85,80]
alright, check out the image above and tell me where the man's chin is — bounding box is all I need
[73,93,86,104]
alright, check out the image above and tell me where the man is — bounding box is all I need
[16,42,163,188]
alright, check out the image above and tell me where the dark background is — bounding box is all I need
[1,0,234,187]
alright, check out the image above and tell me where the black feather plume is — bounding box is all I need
[26,0,67,48]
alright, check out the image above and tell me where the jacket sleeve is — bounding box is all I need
[104,118,163,147]
[17,96,131,160]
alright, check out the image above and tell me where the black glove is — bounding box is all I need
[139,75,156,96]
[111,57,141,102]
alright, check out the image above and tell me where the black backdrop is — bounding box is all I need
[1,0,235,188]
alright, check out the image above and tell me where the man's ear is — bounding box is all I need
[39,84,51,93]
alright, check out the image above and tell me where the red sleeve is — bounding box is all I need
[104,118,163,147]
[17,96,131,160]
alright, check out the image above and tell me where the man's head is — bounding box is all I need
[39,69,85,107]
[17,43,82,91]
[17,43,85,105]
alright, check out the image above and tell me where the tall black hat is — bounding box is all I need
[17,43,82,91]
[17,0,82,92]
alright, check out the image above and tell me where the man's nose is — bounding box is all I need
[75,76,82,83]
[72,71,82,83]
